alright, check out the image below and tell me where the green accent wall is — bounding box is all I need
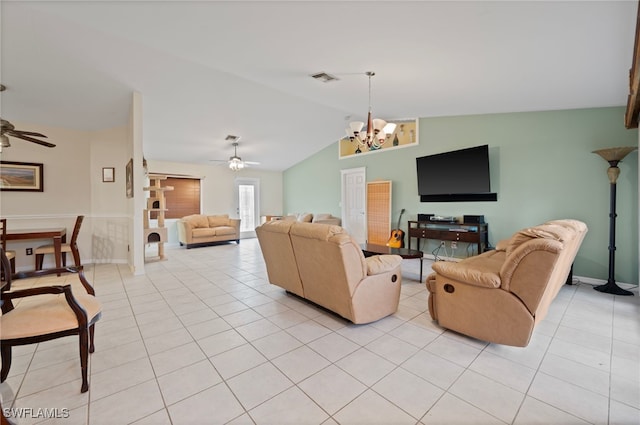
[284,107,639,284]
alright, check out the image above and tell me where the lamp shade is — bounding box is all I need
[383,122,397,135]
[372,119,387,132]
[592,146,637,163]
[350,122,364,134]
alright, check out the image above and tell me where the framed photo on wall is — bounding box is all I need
[126,159,133,198]
[102,167,115,183]
[0,161,44,192]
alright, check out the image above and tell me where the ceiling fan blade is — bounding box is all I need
[10,133,56,147]
[244,161,260,165]
[11,130,48,138]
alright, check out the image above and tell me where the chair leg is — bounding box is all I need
[79,328,89,393]
[1,344,12,382]
[61,252,67,267]
[89,324,96,353]
[9,257,15,274]
[35,254,44,271]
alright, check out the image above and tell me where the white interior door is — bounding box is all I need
[341,167,367,244]
[235,177,260,239]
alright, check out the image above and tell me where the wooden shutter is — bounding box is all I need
[151,177,201,219]
[366,180,392,245]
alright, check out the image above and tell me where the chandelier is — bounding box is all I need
[345,71,396,152]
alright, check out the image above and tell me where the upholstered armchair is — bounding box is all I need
[0,247,102,393]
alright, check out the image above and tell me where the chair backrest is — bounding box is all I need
[255,220,305,297]
[70,215,85,244]
[0,247,12,291]
[289,222,366,320]
[0,218,7,251]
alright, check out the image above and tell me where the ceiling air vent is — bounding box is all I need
[311,72,339,83]
[225,135,240,142]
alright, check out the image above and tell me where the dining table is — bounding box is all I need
[5,227,67,272]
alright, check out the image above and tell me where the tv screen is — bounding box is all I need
[416,145,496,202]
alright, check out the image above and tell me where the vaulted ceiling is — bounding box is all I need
[1,1,637,170]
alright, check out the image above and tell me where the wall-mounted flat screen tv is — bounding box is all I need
[416,144,497,202]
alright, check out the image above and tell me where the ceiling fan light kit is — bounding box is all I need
[344,71,396,152]
[211,138,260,171]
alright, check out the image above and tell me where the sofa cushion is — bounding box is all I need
[184,214,209,229]
[312,213,331,223]
[214,226,237,236]
[506,224,570,255]
[297,213,313,222]
[208,215,230,227]
[192,228,217,238]
[290,221,344,240]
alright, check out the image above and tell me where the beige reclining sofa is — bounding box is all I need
[177,214,240,249]
[256,220,402,324]
[282,213,342,226]
[427,219,587,347]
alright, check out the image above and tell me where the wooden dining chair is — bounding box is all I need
[0,219,16,275]
[0,247,102,393]
[35,215,84,271]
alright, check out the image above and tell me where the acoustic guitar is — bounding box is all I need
[386,208,406,248]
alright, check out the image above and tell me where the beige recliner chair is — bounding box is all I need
[426,219,587,347]
[256,220,403,324]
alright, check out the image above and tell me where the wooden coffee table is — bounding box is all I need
[361,243,425,282]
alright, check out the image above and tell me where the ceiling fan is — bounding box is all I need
[1,119,56,149]
[210,137,260,170]
[0,85,56,150]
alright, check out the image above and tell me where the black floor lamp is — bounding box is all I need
[592,146,638,296]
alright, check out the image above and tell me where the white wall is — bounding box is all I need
[146,159,283,244]
[0,122,130,271]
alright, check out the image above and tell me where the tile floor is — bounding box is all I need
[1,239,638,424]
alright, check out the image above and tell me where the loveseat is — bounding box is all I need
[177,214,240,249]
[426,219,587,347]
[256,220,402,324]
[282,213,341,226]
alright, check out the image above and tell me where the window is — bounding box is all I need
[150,177,200,219]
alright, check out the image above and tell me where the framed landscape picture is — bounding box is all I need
[0,161,44,192]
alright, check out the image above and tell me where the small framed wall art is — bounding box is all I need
[126,159,133,198]
[102,167,115,183]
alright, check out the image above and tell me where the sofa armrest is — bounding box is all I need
[499,238,562,292]
[229,218,241,230]
[431,261,501,289]
[365,254,402,276]
[177,220,194,244]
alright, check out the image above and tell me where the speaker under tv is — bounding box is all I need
[420,193,498,202]
[463,214,485,224]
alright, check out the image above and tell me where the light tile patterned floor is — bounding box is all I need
[1,239,638,424]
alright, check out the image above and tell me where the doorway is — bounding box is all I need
[341,167,367,244]
[235,177,260,239]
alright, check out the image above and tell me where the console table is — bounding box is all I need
[408,221,488,255]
